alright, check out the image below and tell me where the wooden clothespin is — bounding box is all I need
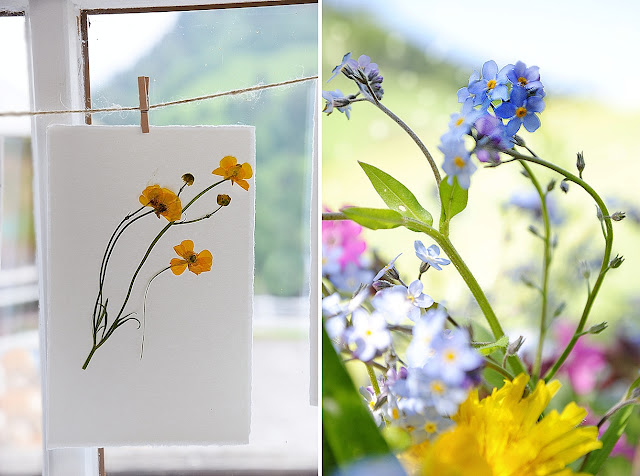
[137,76,150,133]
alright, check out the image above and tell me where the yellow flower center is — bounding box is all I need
[453,156,466,168]
[486,79,496,90]
[444,350,457,362]
[515,106,527,118]
[369,401,375,410]
[392,408,400,420]
[424,422,437,434]
[455,117,464,126]
[518,76,528,86]
[366,329,373,336]
[430,380,445,395]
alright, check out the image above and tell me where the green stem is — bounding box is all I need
[520,161,552,383]
[366,364,381,396]
[501,149,614,383]
[368,100,441,187]
[484,359,515,382]
[173,206,223,225]
[321,212,530,381]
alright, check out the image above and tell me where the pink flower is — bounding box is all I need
[322,206,367,270]
[555,321,608,395]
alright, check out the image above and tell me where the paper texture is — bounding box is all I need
[46,125,254,447]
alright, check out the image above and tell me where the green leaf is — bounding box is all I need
[581,379,640,474]
[359,162,433,227]
[473,335,510,356]
[439,175,469,222]
[322,327,403,470]
[341,207,404,230]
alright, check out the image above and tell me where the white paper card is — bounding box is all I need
[46,125,254,448]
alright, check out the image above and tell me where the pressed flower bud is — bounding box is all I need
[217,194,231,206]
[609,254,624,269]
[560,180,569,193]
[586,322,608,335]
[576,151,585,176]
[610,211,626,222]
[182,173,195,186]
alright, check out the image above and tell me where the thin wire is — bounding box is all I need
[0,75,317,118]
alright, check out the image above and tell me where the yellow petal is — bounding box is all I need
[219,155,238,169]
[170,258,187,275]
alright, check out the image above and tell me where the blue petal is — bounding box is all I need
[527,96,545,113]
[495,102,516,119]
[506,118,521,136]
[510,85,527,106]
[457,87,470,103]
[468,80,487,95]
[498,64,514,82]
[491,84,509,101]
[523,113,540,132]
[482,60,498,79]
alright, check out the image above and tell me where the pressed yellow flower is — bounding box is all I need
[212,155,253,191]
[139,185,182,221]
[170,240,212,275]
[412,374,602,476]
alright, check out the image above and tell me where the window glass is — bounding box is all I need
[87,6,318,472]
[0,14,43,475]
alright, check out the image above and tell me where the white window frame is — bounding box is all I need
[0,1,319,474]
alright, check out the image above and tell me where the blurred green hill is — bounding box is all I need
[92,6,317,296]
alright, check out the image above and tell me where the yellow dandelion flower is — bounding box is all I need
[414,374,602,476]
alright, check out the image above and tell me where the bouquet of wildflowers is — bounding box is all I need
[322,53,638,475]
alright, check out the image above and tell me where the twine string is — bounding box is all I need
[0,75,317,118]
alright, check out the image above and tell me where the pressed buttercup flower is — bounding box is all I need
[212,155,253,191]
[170,239,213,276]
[139,184,183,222]
[414,374,602,476]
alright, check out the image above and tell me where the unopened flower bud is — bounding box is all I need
[610,211,626,222]
[580,261,591,279]
[595,206,603,222]
[373,280,393,292]
[576,151,585,177]
[419,262,430,274]
[512,135,526,146]
[528,225,540,237]
[507,336,525,356]
[609,255,624,269]
[553,302,566,318]
[387,267,400,281]
[217,194,231,206]
[547,179,556,192]
[586,322,608,335]
[560,180,569,193]
[182,173,195,186]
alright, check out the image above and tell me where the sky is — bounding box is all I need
[325,0,640,109]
